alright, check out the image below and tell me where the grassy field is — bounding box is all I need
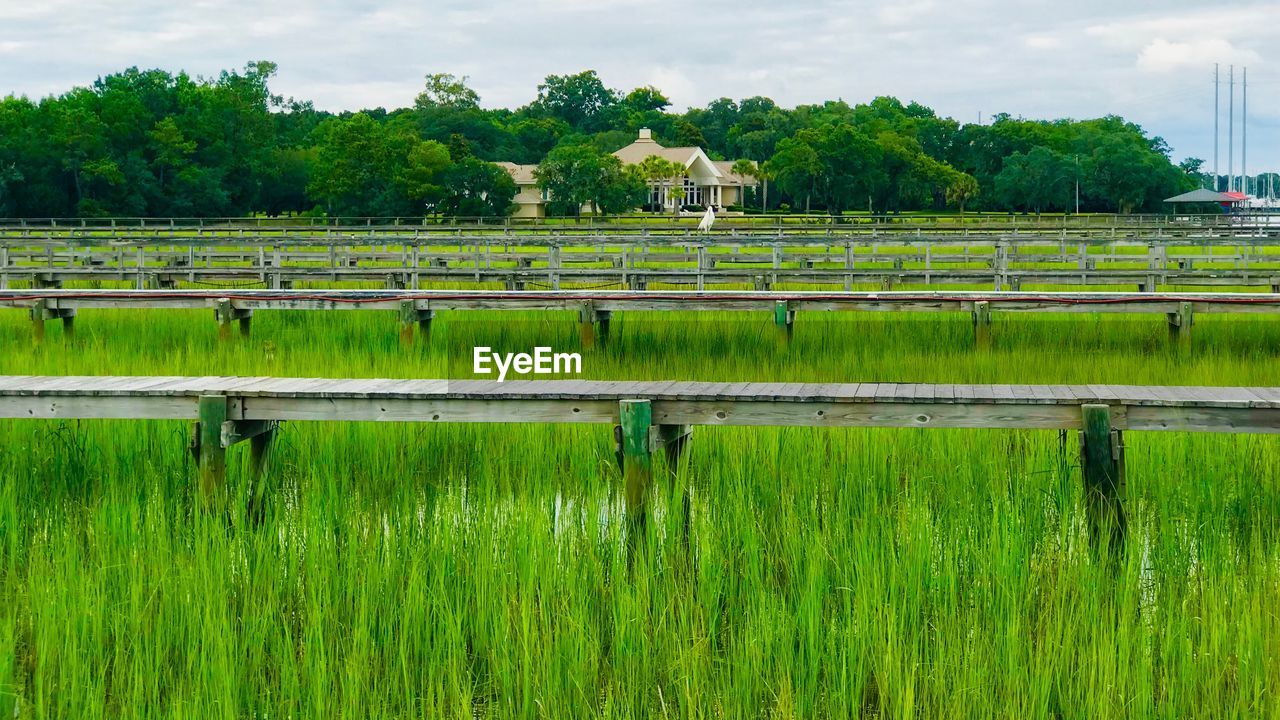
[2,309,1280,717]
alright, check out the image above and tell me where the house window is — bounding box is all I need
[683,178,702,206]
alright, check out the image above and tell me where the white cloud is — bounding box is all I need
[1024,35,1062,50]
[1,0,1278,163]
[1137,38,1260,72]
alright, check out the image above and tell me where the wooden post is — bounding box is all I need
[246,421,278,522]
[579,301,597,349]
[1167,301,1192,349]
[656,424,692,476]
[30,299,47,343]
[1079,404,1126,556]
[618,399,653,552]
[214,299,251,340]
[972,300,991,350]
[774,300,794,343]
[597,310,612,346]
[60,313,75,340]
[196,395,228,508]
[657,423,693,550]
[398,300,432,345]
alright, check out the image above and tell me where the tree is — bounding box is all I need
[622,86,670,113]
[995,147,1074,214]
[534,144,601,217]
[805,124,883,215]
[764,138,819,213]
[438,158,517,217]
[637,155,682,213]
[532,71,618,132]
[730,158,756,210]
[945,172,979,215]
[308,113,449,217]
[414,73,480,111]
[592,159,647,216]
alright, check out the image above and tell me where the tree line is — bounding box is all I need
[0,62,1201,218]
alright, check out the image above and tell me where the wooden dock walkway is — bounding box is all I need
[5,230,1280,292]
[5,289,1278,346]
[4,375,1279,546]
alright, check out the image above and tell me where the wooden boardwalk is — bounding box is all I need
[5,289,1278,346]
[3,376,1277,430]
[6,230,1280,291]
[4,375,1279,544]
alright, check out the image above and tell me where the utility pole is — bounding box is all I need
[1214,64,1220,191]
[1242,66,1248,197]
[1228,65,1235,193]
[1075,155,1080,215]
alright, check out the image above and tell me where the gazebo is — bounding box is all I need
[1163,188,1244,211]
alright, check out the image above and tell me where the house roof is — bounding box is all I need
[613,138,700,167]
[496,161,538,185]
[713,160,757,185]
[498,129,758,186]
[1164,188,1239,203]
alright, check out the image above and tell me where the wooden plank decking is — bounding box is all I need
[6,289,1280,314]
[2,376,1278,433]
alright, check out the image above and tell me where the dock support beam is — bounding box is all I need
[578,301,598,349]
[1079,404,1126,556]
[618,399,653,555]
[774,300,795,343]
[972,301,991,349]
[214,299,252,340]
[191,396,280,515]
[29,299,76,343]
[1167,301,1192,349]
[656,423,693,550]
[399,300,433,344]
[195,395,228,508]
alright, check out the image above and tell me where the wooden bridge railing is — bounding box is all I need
[3,376,1280,549]
[5,289,1280,349]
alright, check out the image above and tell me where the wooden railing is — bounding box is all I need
[3,376,1279,548]
[5,289,1280,348]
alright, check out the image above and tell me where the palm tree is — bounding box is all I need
[730,159,756,211]
[638,155,680,214]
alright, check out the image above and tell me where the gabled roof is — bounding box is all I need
[612,128,725,180]
[1164,188,1238,203]
[713,160,758,185]
[496,161,538,185]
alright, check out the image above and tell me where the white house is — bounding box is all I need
[500,128,758,218]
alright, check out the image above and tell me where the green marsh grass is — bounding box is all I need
[1,308,1280,717]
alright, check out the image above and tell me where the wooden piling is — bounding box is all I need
[215,299,251,340]
[246,421,278,522]
[597,310,612,345]
[618,399,653,549]
[196,395,228,508]
[1079,404,1126,556]
[1167,301,1192,349]
[774,300,794,343]
[30,299,46,343]
[578,301,597,349]
[973,300,991,349]
[398,300,432,344]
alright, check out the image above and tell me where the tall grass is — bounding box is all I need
[1,308,1279,718]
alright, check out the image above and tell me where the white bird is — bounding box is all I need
[697,206,716,233]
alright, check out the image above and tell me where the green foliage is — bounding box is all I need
[4,309,1280,715]
[0,64,1200,218]
[414,73,481,111]
[531,70,619,133]
[437,157,518,218]
[534,144,643,216]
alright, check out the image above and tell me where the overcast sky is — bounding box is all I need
[3,0,1278,170]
